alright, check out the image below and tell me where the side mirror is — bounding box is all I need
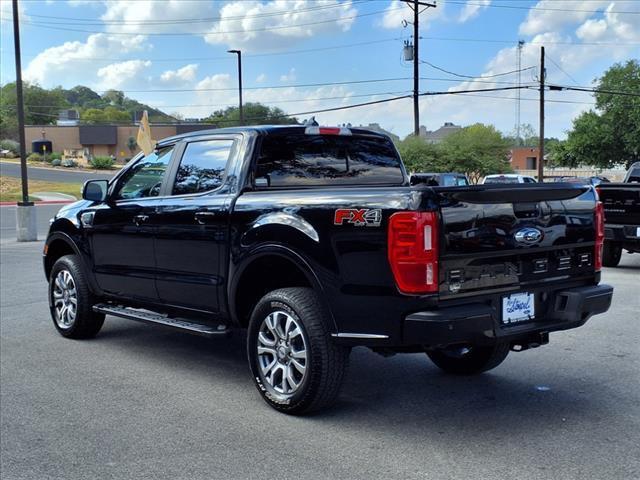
[82,179,109,202]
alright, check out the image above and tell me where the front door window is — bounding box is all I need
[114,146,174,200]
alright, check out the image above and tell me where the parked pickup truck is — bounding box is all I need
[43,125,613,414]
[597,162,640,266]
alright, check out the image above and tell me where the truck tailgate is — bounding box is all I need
[597,183,640,225]
[434,184,597,299]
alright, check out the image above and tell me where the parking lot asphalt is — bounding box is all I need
[1,241,638,480]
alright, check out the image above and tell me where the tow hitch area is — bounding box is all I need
[510,332,549,352]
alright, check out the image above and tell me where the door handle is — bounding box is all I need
[194,211,219,225]
[133,214,150,226]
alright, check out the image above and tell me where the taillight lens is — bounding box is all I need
[388,211,439,294]
[594,201,605,272]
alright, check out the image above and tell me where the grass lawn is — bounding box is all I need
[0,176,82,202]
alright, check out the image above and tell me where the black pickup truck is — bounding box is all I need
[43,125,613,414]
[598,162,640,266]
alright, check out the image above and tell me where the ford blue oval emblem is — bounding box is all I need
[515,227,543,245]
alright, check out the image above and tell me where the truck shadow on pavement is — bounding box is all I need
[96,317,611,430]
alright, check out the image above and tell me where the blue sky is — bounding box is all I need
[1,0,639,139]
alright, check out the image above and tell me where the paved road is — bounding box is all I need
[0,204,62,243]
[1,243,638,480]
[1,161,115,183]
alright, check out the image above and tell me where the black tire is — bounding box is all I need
[427,342,510,375]
[602,242,622,267]
[247,287,349,415]
[49,254,105,339]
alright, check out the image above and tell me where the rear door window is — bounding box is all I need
[172,139,235,195]
[256,134,404,187]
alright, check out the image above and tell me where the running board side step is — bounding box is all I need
[93,304,229,337]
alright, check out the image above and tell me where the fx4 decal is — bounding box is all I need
[334,209,382,227]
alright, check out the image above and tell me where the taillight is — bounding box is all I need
[388,211,439,294]
[594,201,605,272]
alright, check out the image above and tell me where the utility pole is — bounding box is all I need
[12,0,37,241]
[227,50,243,125]
[538,46,545,183]
[402,0,436,137]
[515,40,524,145]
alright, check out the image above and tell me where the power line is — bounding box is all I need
[545,54,580,86]
[443,0,640,15]
[420,35,640,46]
[9,90,414,110]
[549,85,640,97]
[21,37,403,62]
[11,7,400,36]
[16,1,369,25]
[420,60,535,79]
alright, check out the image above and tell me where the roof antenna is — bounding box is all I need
[304,116,319,126]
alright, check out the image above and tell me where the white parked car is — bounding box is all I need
[482,174,537,184]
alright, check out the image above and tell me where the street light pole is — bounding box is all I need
[228,50,243,125]
[12,0,37,241]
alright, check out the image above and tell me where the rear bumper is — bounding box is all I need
[605,224,640,248]
[403,284,613,348]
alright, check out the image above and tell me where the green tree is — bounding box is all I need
[555,60,640,169]
[0,82,69,140]
[395,137,446,173]
[102,89,125,106]
[440,123,512,184]
[103,106,131,123]
[203,102,298,127]
[81,108,106,123]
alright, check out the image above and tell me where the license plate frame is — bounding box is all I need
[502,292,535,325]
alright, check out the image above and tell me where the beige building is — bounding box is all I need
[25,124,213,163]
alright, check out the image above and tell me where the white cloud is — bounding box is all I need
[458,0,491,23]
[204,0,358,51]
[101,0,217,34]
[159,64,199,86]
[519,0,611,36]
[23,33,147,86]
[576,3,640,43]
[96,60,152,90]
[280,68,297,82]
[256,73,267,83]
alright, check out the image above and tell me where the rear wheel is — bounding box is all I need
[427,342,510,375]
[247,287,349,414]
[49,255,105,339]
[602,241,622,267]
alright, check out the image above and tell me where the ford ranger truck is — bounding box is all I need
[597,162,640,266]
[43,125,613,414]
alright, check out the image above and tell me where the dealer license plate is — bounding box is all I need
[502,292,535,324]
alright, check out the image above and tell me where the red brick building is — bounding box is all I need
[510,147,540,171]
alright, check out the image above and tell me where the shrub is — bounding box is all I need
[49,152,62,161]
[0,139,19,155]
[27,153,43,162]
[51,159,62,167]
[90,156,115,169]
[61,159,78,168]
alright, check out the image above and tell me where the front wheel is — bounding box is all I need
[602,242,622,267]
[247,287,349,415]
[49,255,105,339]
[427,342,510,375]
